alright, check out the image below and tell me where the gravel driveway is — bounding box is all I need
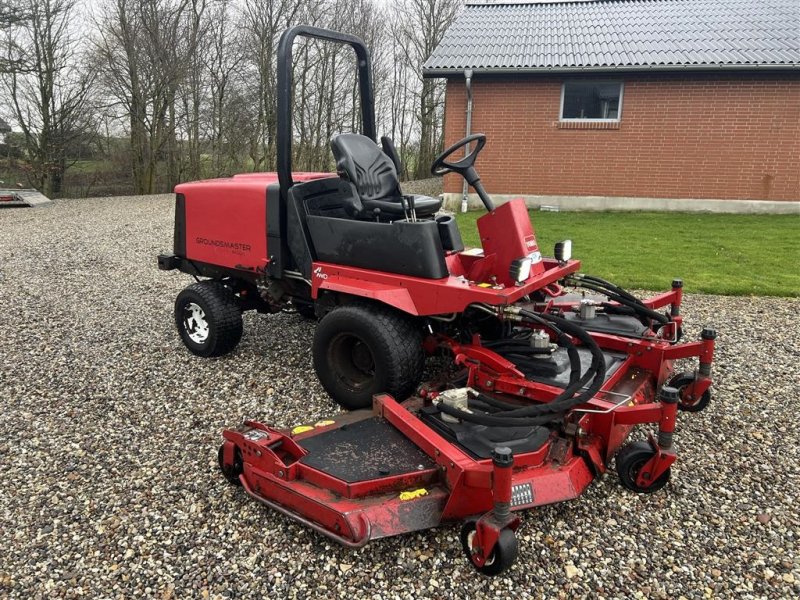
[1,195,798,599]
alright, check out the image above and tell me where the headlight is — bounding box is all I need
[510,257,532,283]
[554,239,572,262]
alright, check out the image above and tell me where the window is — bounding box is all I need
[560,82,623,121]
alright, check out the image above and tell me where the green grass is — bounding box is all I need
[455,211,800,297]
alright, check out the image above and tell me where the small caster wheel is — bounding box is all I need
[616,440,670,493]
[668,371,711,412]
[218,444,243,486]
[459,520,519,576]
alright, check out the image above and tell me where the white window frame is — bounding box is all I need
[559,81,624,122]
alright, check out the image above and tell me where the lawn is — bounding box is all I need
[455,211,800,297]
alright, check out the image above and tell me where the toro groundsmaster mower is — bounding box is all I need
[158,26,717,575]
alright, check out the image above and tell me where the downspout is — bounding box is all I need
[461,68,474,213]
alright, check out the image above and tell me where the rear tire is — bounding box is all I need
[175,281,243,357]
[312,303,424,410]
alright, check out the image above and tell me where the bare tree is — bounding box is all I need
[0,0,28,74]
[95,0,198,194]
[202,0,243,175]
[2,0,94,196]
[80,0,459,195]
[392,0,459,179]
[240,0,305,171]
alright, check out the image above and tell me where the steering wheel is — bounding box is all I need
[430,133,494,211]
[430,133,486,178]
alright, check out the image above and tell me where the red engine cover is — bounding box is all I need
[175,172,331,272]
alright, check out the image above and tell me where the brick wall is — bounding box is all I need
[442,72,800,201]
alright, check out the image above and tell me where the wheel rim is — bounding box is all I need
[465,528,496,567]
[182,302,210,344]
[626,457,649,487]
[328,332,375,393]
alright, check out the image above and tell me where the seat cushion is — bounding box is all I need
[363,195,442,217]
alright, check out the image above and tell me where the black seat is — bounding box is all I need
[330,133,442,219]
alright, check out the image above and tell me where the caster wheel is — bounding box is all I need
[459,520,518,576]
[218,444,243,486]
[616,440,670,493]
[668,371,711,412]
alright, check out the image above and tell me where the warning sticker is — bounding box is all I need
[399,488,429,501]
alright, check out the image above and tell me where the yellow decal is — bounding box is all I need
[477,283,493,288]
[399,488,429,501]
[291,425,314,435]
[315,420,335,427]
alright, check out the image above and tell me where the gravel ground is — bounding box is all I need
[0,194,798,599]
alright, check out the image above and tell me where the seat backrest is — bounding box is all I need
[330,133,401,202]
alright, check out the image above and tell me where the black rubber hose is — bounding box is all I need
[484,324,581,390]
[572,281,669,325]
[436,310,607,427]
[579,274,645,306]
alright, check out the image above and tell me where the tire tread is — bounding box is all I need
[176,281,243,357]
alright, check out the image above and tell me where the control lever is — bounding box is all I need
[399,195,410,221]
[407,195,417,222]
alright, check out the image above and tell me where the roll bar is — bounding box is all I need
[276,25,376,195]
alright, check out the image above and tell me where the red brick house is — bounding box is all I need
[424,0,800,212]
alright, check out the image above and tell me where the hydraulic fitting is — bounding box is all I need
[438,388,473,424]
[579,299,597,320]
[529,330,550,350]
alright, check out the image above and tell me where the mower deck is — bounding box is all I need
[223,396,598,546]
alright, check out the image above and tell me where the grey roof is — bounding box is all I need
[423,0,800,76]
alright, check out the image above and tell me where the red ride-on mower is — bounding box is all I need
[159,26,717,574]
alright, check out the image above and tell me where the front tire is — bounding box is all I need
[175,281,243,357]
[312,303,424,410]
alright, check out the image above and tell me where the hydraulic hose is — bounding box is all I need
[568,279,669,325]
[578,274,645,306]
[484,329,581,391]
[437,309,607,427]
